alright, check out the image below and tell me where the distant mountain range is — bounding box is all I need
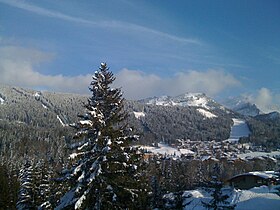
[221,95,280,117]
[221,96,260,116]
[0,85,279,149]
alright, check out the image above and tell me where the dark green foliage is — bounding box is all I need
[16,159,35,210]
[244,116,280,149]
[202,176,236,210]
[57,63,148,209]
[125,100,233,145]
[0,164,19,210]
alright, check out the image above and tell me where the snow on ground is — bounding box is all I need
[197,108,217,118]
[141,143,194,157]
[226,118,251,142]
[238,151,280,159]
[147,93,211,109]
[133,111,145,119]
[235,186,280,210]
[181,93,209,109]
[182,185,280,210]
[57,115,66,127]
[147,96,171,106]
[34,92,41,98]
[0,96,4,104]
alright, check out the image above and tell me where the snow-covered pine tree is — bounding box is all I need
[56,63,147,210]
[202,176,236,210]
[16,159,35,210]
[34,159,55,209]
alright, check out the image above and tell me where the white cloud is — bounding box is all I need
[0,45,241,100]
[114,69,162,99]
[251,88,280,113]
[115,68,241,99]
[0,46,91,93]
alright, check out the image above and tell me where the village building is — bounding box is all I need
[227,171,279,190]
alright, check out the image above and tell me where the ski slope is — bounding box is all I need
[227,118,251,142]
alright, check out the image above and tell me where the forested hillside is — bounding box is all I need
[0,84,240,164]
[0,82,280,209]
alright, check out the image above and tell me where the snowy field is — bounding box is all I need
[238,151,280,159]
[227,118,251,142]
[182,185,280,210]
[141,143,194,157]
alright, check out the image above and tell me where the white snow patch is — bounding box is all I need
[147,96,171,106]
[182,185,280,210]
[226,118,251,142]
[179,148,195,155]
[70,153,79,160]
[54,188,76,210]
[79,120,93,126]
[197,108,217,118]
[42,104,47,109]
[182,93,209,109]
[34,92,41,97]
[133,111,145,119]
[57,115,66,127]
[142,143,194,157]
[234,186,280,210]
[147,93,211,109]
[0,97,4,104]
[238,151,280,159]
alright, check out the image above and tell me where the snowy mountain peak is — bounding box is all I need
[221,96,261,116]
[255,111,280,122]
[144,92,219,111]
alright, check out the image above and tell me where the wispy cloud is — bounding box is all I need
[0,0,201,45]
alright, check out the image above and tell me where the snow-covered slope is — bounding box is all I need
[142,92,230,120]
[141,143,194,158]
[146,93,216,109]
[182,185,280,210]
[255,111,280,122]
[226,118,251,142]
[221,96,260,116]
[197,108,217,118]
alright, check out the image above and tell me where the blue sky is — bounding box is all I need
[0,0,280,110]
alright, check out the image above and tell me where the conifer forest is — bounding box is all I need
[1,63,280,210]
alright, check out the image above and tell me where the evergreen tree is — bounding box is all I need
[202,176,235,210]
[16,159,35,210]
[34,159,55,209]
[56,63,147,209]
[150,175,163,209]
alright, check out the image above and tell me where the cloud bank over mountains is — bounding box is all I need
[0,45,279,113]
[0,45,239,97]
[114,69,240,99]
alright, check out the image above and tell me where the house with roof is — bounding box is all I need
[227,171,279,190]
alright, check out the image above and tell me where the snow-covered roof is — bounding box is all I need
[230,171,279,180]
